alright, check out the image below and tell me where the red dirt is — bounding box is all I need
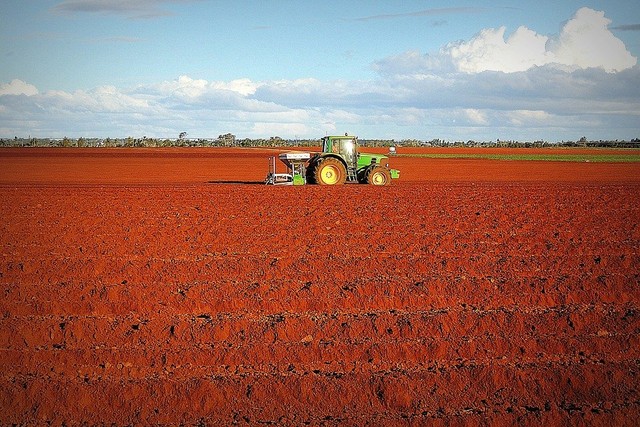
[1,147,639,425]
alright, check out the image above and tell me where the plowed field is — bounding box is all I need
[1,147,639,425]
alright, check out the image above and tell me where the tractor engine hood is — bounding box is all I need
[358,152,388,167]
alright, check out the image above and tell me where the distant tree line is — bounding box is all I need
[1,135,639,148]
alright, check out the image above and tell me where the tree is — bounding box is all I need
[218,133,236,146]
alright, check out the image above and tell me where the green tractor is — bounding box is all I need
[265,134,399,186]
[307,135,399,185]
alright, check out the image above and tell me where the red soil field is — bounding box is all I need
[1,147,639,425]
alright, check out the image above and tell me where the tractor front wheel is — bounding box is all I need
[366,165,391,186]
[314,158,347,185]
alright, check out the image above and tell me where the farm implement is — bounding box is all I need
[265,134,400,185]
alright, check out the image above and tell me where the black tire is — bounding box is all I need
[305,161,317,184]
[357,167,369,184]
[314,158,347,185]
[366,165,391,186]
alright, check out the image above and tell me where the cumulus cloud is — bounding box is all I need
[377,7,637,75]
[150,75,260,100]
[546,8,637,72]
[447,26,549,73]
[462,7,637,73]
[0,79,39,96]
[211,78,261,97]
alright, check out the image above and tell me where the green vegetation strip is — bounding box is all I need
[397,153,640,162]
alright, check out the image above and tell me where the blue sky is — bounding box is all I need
[1,0,639,141]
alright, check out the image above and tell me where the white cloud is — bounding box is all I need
[156,75,209,99]
[507,110,552,126]
[211,78,261,97]
[90,85,150,111]
[0,79,39,96]
[546,8,636,72]
[377,7,637,76]
[444,7,636,73]
[447,26,549,73]
[150,75,262,106]
[464,109,489,125]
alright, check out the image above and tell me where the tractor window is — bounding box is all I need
[323,137,357,165]
[342,139,355,155]
[339,138,356,164]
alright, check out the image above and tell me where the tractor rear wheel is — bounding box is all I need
[366,165,391,186]
[305,161,317,184]
[314,158,347,185]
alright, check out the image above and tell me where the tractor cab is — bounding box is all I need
[322,135,357,168]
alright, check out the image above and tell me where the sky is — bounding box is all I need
[1,0,639,141]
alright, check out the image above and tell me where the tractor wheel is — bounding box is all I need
[357,167,369,184]
[314,158,347,185]
[305,161,317,184]
[366,165,391,186]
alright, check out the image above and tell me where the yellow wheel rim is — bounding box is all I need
[371,171,387,185]
[321,165,340,185]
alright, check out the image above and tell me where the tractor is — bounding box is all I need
[265,134,399,186]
